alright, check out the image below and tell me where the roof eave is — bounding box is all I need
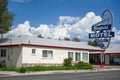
[0,43,104,52]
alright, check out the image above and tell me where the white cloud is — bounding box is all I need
[6,21,32,37]
[31,24,52,38]
[52,27,70,39]
[59,16,80,24]
[5,12,120,45]
[68,12,101,40]
[111,28,120,43]
[12,0,31,3]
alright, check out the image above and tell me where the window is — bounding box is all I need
[0,49,6,57]
[43,50,47,57]
[75,52,81,61]
[42,50,53,58]
[32,49,36,54]
[68,52,73,59]
[82,53,88,61]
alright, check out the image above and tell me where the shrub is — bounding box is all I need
[75,61,93,69]
[0,64,4,68]
[63,57,73,66]
[0,64,6,68]
[18,67,27,73]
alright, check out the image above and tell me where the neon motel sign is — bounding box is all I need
[89,10,115,49]
[89,25,114,38]
[89,10,115,68]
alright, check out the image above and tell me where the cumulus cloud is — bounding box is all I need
[6,21,32,37]
[5,12,101,40]
[12,0,31,3]
[52,27,70,39]
[59,16,80,24]
[111,28,120,44]
[30,24,52,38]
[5,12,120,45]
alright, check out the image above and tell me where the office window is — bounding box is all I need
[82,53,88,61]
[68,52,73,59]
[32,49,36,54]
[0,49,6,57]
[42,50,53,58]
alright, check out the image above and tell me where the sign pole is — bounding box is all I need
[100,53,104,68]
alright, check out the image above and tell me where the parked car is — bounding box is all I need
[112,57,120,64]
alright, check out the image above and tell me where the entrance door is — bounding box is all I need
[105,55,109,65]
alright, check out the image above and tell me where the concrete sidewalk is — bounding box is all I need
[93,65,120,69]
[0,66,120,77]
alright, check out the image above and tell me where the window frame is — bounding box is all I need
[32,49,36,54]
[82,53,88,61]
[68,52,74,59]
[0,49,6,57]
[42,50,53,58]
[75,52,81,61]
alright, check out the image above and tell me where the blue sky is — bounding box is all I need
[6,0,120,46]
[8,0,120,28]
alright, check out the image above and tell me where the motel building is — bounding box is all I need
[89,46,120,65]
[0,35,105,68]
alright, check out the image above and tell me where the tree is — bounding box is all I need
[88,40,98,47]
[64,37,70,41]
[93,40,98,47]
[88,41,93,45]
[38,34,44,38]
[72,37,80,42]
[0,0,14,39]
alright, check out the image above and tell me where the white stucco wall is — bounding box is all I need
[22,46,89,65]
[0,45,89,68]
[0,46,22,68]
[22,46,68,64]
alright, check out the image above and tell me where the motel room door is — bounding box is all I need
[105,55,110,65]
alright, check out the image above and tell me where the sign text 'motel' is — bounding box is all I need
[89,32,114,39]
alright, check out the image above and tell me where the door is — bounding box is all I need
[105,55,109,65]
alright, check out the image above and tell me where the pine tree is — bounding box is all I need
[0,0,14,39]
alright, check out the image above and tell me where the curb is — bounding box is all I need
[0,68,120,77]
